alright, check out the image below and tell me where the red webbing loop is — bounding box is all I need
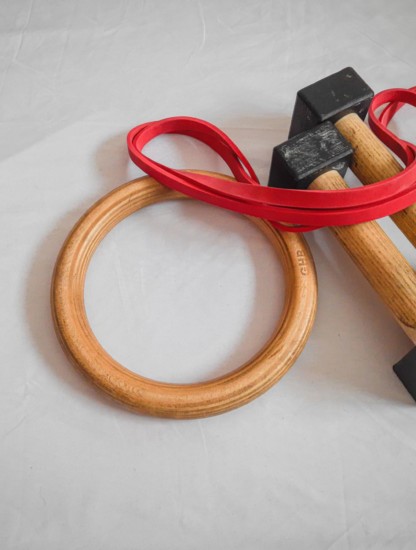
[127,87,416,232]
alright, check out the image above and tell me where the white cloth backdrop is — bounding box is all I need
[1,0,415,548]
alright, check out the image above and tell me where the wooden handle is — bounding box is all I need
[51,171,318,418]
[310,170,416,343]
[335,112,416,248]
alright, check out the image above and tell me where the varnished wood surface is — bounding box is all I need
[51,172,318,418]
[311,170,416,343]
[335,112,416,248]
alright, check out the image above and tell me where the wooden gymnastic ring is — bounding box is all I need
[51,171,317,418]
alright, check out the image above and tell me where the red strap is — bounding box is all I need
[127,88,416,232]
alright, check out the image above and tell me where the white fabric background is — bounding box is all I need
[1,0,415,548]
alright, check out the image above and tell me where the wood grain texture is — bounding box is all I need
[310,170,416,343]
[51,171,318,419]
[335,112,416,247]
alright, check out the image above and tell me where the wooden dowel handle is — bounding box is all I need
[310,171,416,343]
[335,112,416,248]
